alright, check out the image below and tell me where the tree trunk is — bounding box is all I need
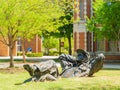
[21,39,26,63]
[45,48,49,55]
[59,38,61,55]
[9,46,14,67]
[47,48,50,55]
[67,36,72,55]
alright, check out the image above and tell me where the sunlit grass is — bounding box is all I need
[0,69,120,90]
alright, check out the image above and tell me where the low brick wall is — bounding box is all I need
[94,52,120,63]
[104,53,120,63]
[105,55,120,60]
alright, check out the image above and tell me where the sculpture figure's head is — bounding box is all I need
[76,49,90,63]
[58,54,66,61]
[23,64,34,76]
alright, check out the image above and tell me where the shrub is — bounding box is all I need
[61,50,68,54]
[26,52,43,57]
[17,52,23,56]
[49,50,59,56]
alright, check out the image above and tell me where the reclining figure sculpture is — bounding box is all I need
[58,49,105,78]
[23,60,59,82]
[23,49,105,82]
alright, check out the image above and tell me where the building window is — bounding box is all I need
[97,40,105,51]
[17,38,22,52]
[80,0,84,20]
[108,41,118,52]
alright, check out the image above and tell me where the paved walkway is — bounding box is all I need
[0,62,120,69]
[103,63,120,69]
[0,56,58,61]
[0,56,58,68]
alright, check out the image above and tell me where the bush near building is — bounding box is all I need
[26,53,43,57]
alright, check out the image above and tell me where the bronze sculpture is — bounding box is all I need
[23,49,105,82]
[23,60,59,82]
[59,49,105,77]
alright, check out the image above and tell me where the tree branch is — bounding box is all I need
[0,28,8,46]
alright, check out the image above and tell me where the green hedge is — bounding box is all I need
[46,50,68,56]
[17,52,23,56]
[49,51,59,56]
[26,52,43,57]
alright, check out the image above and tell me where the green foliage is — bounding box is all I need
[61,50,68,54]
[0,0,62,67]
[48,50,59,56]
[0,0,62,39]
[17,52,23,56]
[87,0,120,41]
[0,0,62,46]
[56,0,73,38]
[48,49,68,56]
[26,52,43,57]
[43,37,59,50]
[56,0,73,55]
[62,38,69,50]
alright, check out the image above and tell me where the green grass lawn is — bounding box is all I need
[0,68,120,90]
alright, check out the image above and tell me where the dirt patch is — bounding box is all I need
[0,62,38,73]
[0,67,25,74]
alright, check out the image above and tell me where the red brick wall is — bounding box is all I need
[0,41,17,56]
[24,35,42,53]
[86,0,91,18]
[105,55,120,60]
[74,32,77,51]
[0,42,9,56]
[74,32,85,51]
[38,37,42,52]
[79,32,85,49]
[73,0,120,62]
[24,38,36,52]
[0,35,42,56]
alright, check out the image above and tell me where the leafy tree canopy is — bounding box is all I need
[0,0,63,67]
[87,0,120,41]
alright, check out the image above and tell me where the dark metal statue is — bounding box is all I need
[23,60,59,82]
[23,49,105,83]
[58,49,105,78]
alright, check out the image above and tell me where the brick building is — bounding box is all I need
[0,35,42,56]
[73,0,120,61]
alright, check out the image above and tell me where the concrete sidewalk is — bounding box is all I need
[0,62,120,69]
[103,63,120,69]
[0,56,58,61]
[0,56,59,68]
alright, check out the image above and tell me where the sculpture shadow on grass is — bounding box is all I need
[15,78,33,85]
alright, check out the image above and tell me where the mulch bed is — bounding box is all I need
[0,67,25,74]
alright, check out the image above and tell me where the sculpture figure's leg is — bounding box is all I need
[88,53,105,76]
[39,74,57,82]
